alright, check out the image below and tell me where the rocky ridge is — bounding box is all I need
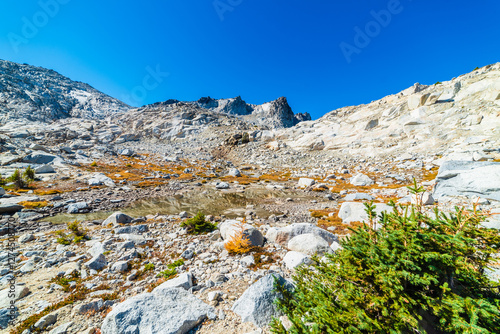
[0,60,130,123]
[277,63,500,159]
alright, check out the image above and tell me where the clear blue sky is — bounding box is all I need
[1,0,499,119]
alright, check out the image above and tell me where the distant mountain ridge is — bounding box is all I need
[0,59,309,130]
[0,60,130,123]
[141,95,310,129]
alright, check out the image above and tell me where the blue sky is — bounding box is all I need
[0,0,499,119]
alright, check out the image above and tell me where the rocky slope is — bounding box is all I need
[0,60,130,123]
[0,59,312,166]
[277,63,500,159]
[114,96,310,143]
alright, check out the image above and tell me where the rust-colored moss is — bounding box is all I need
[248,249,276,271]
[33,189,62,196]
[310,209,335,219]
[18,201,49,209]
[422,168,439,182]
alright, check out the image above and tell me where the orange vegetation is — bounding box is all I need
[224,223,254,255]
[18,201,49,209]
[34,189,62,196]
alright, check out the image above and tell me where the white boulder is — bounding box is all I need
[34,164,55,174]
[411,191,435,205]
[232,274,293,327]
[350,173,374,186]
[101,287,214,334]
[88,173,115,187]
[153,273,193,291]
[298,178,315,188]
[227,168,241,177]
[338,202,392,229]
[288,233,331,255]
[266,223,337,246]
[283,251,312,270]
[434,161,500,201]
[102,212,133,226]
